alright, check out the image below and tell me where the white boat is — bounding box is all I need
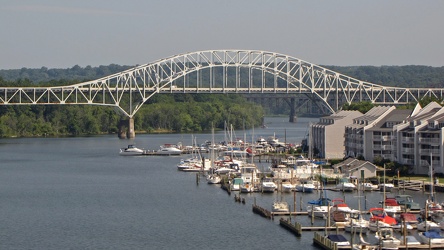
[295,179,316,193]
[418,229,444,244]
[307,197,331,218]
[156,145,182,155]
[230,178,243,191]
[336,178,356,192]
[378,183,394,192]
[119,145,144,156]
[177,157,201,170]
[361,182,378,191]
[272,201,289,212]
[375,227,401,250]
[261,178,277,193]
[281,182,294,193]
[206,174,221,184]
[344,219,369,234]
[417,220,440,232]
[369,220,393,232]
[392,223,413,232]
[326,234,350,247]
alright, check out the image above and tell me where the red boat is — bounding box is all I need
[369,207,397,225]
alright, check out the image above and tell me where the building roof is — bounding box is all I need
[333,158,383,172]
[367,109,412,131]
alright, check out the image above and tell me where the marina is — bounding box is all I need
[2,117,444,249]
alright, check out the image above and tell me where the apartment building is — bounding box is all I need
[344,106,395,159]
[311,110,362,159]
[395,102,443,175]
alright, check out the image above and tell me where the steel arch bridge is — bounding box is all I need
[1,49,443,118]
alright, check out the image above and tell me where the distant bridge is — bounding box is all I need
[1,50,443,136]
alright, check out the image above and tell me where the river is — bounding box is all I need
[0,117,440,249]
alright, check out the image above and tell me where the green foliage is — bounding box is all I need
[342,101,374,113]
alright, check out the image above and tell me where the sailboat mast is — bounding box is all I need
[431,152,434,202]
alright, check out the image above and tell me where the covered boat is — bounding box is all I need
[418,229,444,244]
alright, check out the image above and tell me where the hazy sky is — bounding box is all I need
[1,0,443,69]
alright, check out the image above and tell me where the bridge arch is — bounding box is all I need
[1,50,443,119]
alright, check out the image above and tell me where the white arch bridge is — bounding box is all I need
[1,50,443,136]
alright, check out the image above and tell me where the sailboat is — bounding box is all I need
[206,127,221,184]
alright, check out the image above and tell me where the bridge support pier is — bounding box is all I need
[118,118,135,139]
[289,98,297,123]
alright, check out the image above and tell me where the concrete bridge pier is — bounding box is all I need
[289,97,297,123]
[118,118,135,139]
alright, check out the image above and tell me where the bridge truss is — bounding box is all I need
[1,50,443,117]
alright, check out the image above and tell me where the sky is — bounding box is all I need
[1,0,443,70]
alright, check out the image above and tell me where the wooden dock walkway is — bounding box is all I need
[279,218,342,236]
[252,204,308,220]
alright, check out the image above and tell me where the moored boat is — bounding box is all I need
[375,227,401,250]
[418,229,444,244]
[156,145,182,155]
[119,145,144,156]
[261,178,277,193]
[295,179,316,193]
[272,201,289,212]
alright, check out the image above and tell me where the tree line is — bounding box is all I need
[0,77,264,137]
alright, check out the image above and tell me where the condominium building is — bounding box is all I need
[311,110,362,159]
[344,106,395,159]
[395,102,443,175]
[313,102,444,175]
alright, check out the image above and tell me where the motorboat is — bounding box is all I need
[336,178,356,192]
[326,234,350,247]
[418,229,444,245]
[331,198,352,213]
[369,219,392,232]
[417,220,440,232]
[156,145,182,155]
[344,211,369,234]
[378,183,394,192]
[375,227,401,250]
[230,178,243,191]
[418,229,444,244]
[382,198,402,216]
[399,213,419,227]
[368,208,397,231]
[272,201,289,212]
[206,174,221,184]
[119,145,144,156]
[392,222,413,232]
[307,197,331,218]
[240,183,255,193]
[395,194,421,211]
[281,182,294,193]
[361,182,378,191]
[261,178,277,193]
[295,179,316,193]
[177,157,201,171]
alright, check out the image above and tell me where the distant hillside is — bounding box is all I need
[1,64,444,88]
[326,65,444,88]
[0,64,133,83]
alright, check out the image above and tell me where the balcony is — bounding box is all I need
[419,149,441,155]
[401,137,414,143]
[401,148,414,154]
[419,138,441,144]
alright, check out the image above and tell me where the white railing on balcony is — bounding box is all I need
[401,137,414,142]
[420,149,441,155]
[401,148,414,153]
[419,138,441,144]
